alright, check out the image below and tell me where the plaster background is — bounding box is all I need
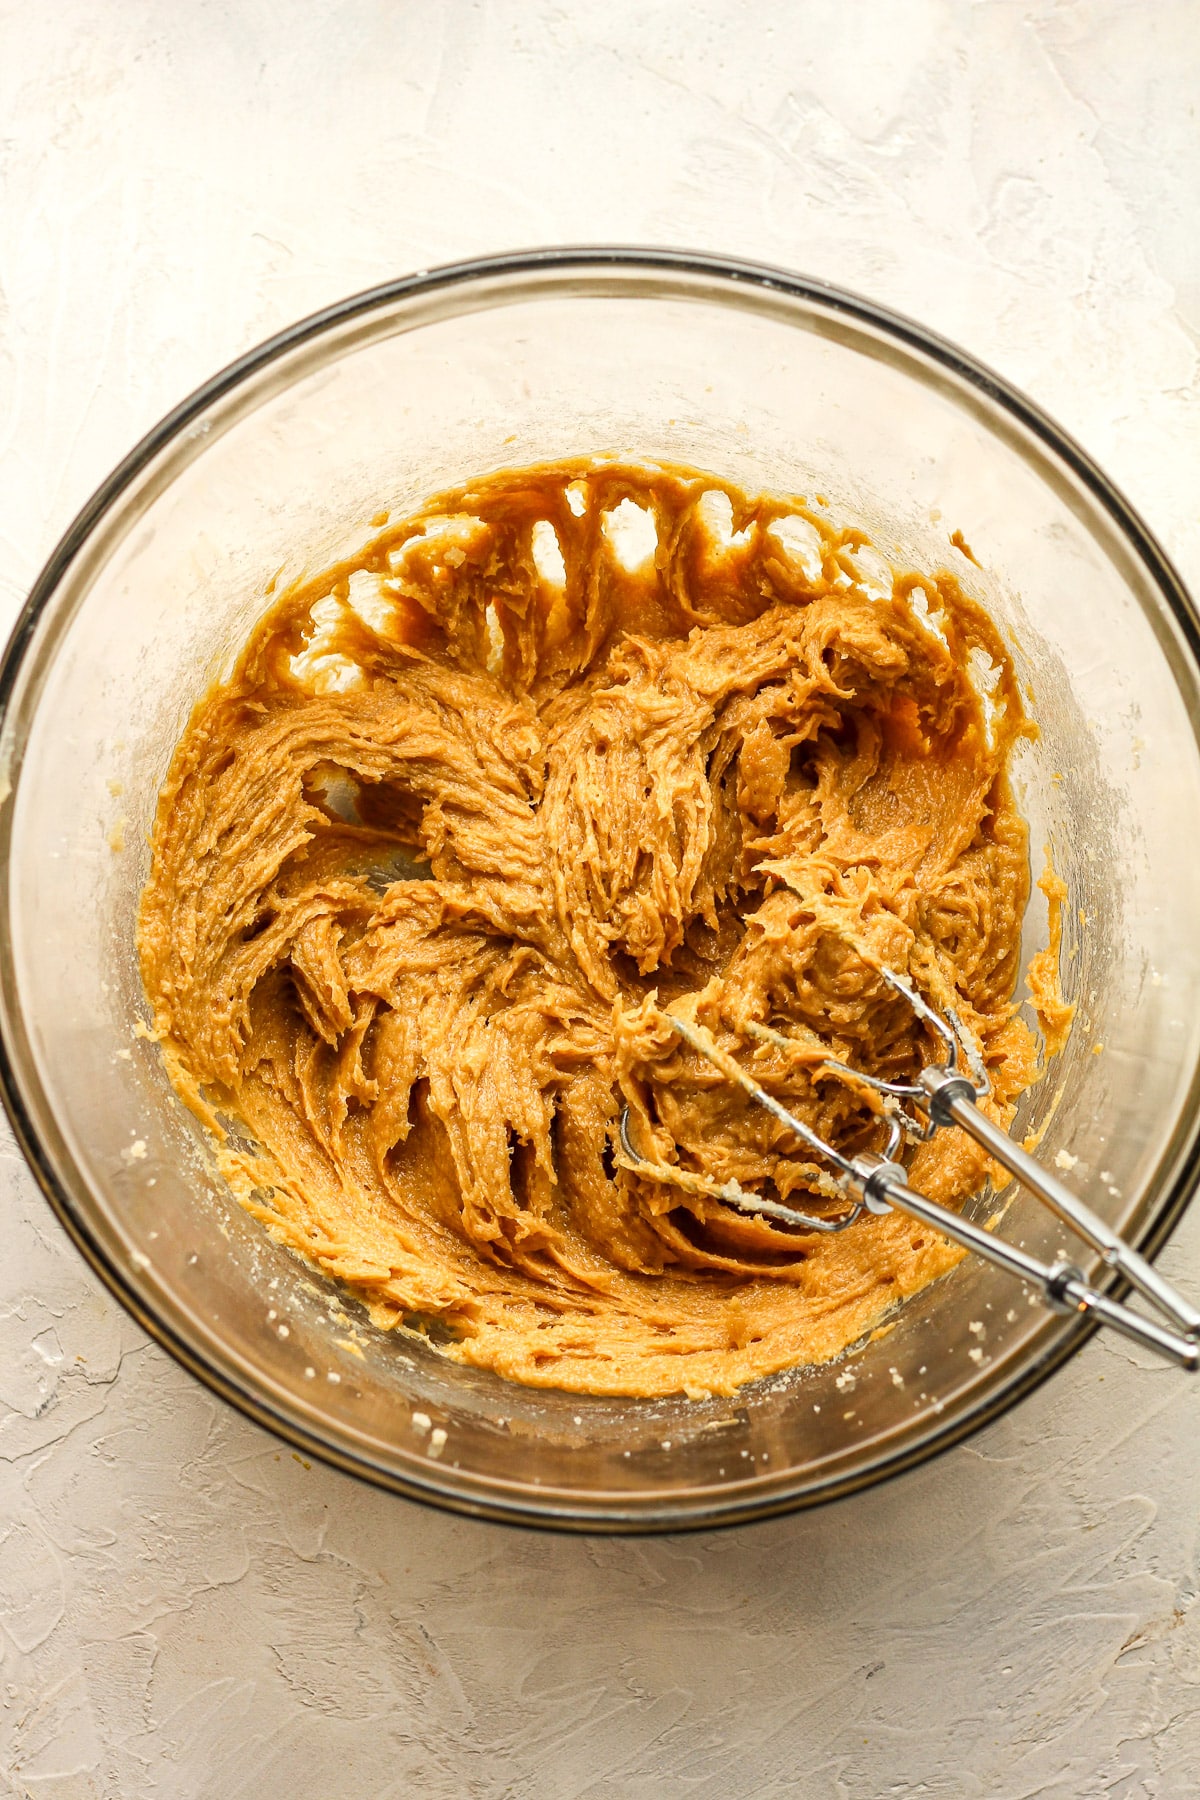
[1,3,1199,1794]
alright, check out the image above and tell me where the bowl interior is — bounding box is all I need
[3,256,1200,1526]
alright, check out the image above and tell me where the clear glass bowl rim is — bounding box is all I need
[2,245,1199,1533]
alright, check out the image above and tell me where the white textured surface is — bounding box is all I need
[2,2,1200,1793]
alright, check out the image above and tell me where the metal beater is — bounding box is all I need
[619,968,1200,1370]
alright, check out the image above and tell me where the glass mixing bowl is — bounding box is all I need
[2,249,1199,1531]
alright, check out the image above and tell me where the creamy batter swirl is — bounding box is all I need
[139,461,1062,1397]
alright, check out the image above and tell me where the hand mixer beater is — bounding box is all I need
[619,968,1200,1370]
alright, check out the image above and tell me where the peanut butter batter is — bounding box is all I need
[139,461,1065,1398]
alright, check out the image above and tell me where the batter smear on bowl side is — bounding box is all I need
[138,461,1068,1397]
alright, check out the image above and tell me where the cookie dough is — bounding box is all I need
[138,461,1065,1397]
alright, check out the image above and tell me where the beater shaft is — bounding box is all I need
[850,1152,1199,1371]
[919,1066,1200,1338]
